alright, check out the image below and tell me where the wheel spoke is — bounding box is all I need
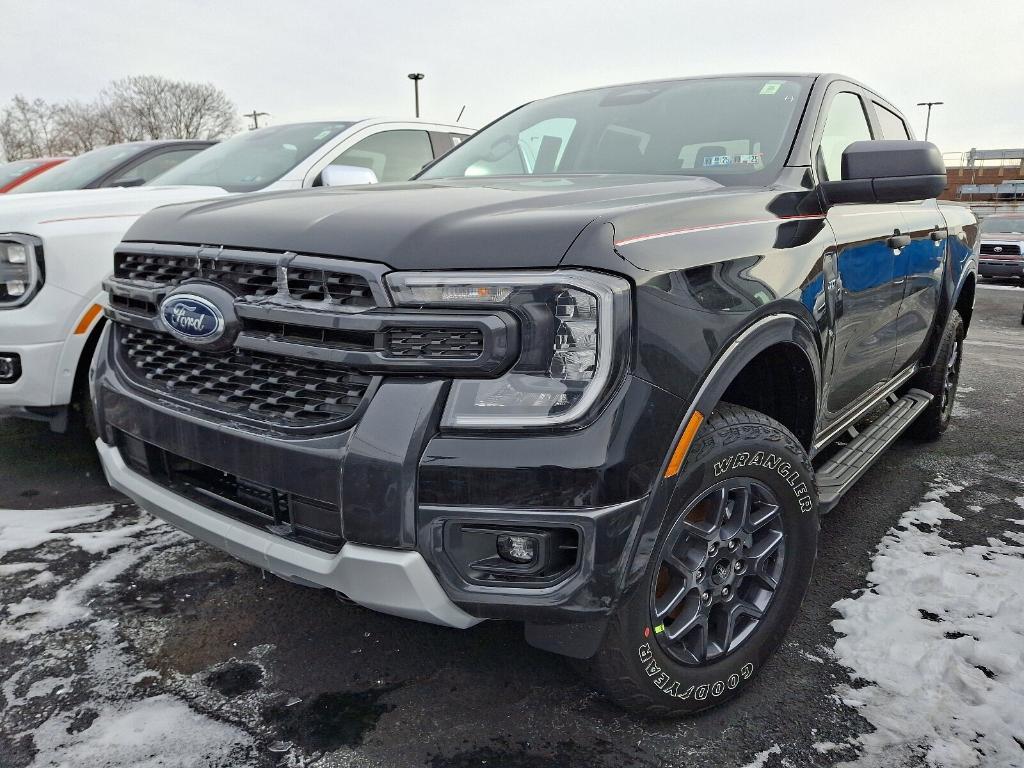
[746,500,779,531]
[721,599,764,651]
[654,581,690,618]
[680,486,728,539]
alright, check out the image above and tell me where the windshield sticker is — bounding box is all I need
[759,81,783,95]
[314,130,332,140]
[737,153,764,165]
[703,155,733,167]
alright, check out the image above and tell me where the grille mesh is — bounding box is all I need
[114,253,374,306]
[980,243,1022,256]
[118,327,372,427]
[384,327,484,359]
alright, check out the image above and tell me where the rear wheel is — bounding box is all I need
[582,404,818,716]
[907,310,964,441]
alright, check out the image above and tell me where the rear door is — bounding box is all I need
[815,87,906,421]
[99,145,209,188]
[870,101,946,373]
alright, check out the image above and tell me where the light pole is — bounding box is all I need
[407,73,425,118]
[244,110,269,130]
[916,101,943,142]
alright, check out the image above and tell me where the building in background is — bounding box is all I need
[940,148,1024,218]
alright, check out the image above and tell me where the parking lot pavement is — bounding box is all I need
[1,283,1022,768]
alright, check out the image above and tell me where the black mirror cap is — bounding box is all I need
[821,140,947,205]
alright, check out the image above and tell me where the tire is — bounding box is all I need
[907,310,964,441]
[582,404,819,716]
[76,386,99,442]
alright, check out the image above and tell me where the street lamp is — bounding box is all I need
[916,101,943,142]
[407,73,425,118]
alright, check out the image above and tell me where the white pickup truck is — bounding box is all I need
[0,118,472,430]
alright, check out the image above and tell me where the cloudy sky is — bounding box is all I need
[4,0,1022,159]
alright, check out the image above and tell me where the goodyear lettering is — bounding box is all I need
[638,642,754,700]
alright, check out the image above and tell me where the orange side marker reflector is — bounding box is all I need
[664,411,704,478]
[74,303,103,335]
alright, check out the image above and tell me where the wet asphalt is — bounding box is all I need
[0,282,1022,768]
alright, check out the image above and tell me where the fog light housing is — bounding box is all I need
[497,533,538,564]
[0,353,21,383]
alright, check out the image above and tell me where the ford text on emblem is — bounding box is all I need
[160,294,224,343]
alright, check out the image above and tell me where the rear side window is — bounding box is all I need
[874,103,911,140]
[818,92,873,181]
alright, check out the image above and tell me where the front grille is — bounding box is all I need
[114,252,374,308]
[980,242,1022,256]
[119,433,343,553]
[118,327,372,428]
[384,327,484,359]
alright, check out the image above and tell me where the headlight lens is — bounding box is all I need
[0,235,44,308]
[387,270,630,428]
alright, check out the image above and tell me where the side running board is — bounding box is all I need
[815,388,933,513]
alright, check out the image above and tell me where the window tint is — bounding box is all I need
[818,92,872,181]
[149,122,352,193]
[422,77,810,186]
[329,130,433,183]
[874,103,910,141]
[105,148,206,186]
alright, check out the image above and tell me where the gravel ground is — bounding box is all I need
[1,282,1022,768]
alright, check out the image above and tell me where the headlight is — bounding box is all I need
[387,270,631,428]
[0,234,44,309]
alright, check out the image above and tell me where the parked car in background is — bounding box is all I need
[0,157,68,193]
[0,119,472,431]
[91,74,976,716]
[8,140,214,194]
[978,214,1024,283]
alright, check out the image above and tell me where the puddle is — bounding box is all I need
[262,688,396,751]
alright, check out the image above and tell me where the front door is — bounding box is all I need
[816,89,905,421]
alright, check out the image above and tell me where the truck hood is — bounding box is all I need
[123,175,749,270]
[0,185,230,232]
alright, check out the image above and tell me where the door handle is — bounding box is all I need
[929,229,948,241]
[887,234,911,249]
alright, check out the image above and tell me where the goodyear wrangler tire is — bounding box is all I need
[585,404,818,716]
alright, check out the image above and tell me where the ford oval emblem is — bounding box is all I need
[159,294,224,344]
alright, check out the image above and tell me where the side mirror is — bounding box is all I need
[321,164,379,187]
[819,140,946,206]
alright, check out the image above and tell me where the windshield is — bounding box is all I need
[11,144,144,193]
[421,76,809,185]
[1,159,48,187]
[981,216,1024,235]
[149,122,353,193]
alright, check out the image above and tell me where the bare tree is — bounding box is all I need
[0,76,239,161]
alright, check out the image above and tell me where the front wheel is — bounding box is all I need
[582,404,819,716]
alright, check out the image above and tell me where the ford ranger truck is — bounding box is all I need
[0,119,471,431]
[92,74,978,716]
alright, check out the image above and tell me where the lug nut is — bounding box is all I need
[728,539,738,551]
[708,542,719,556]
[721,585,731,598]
[701,591,712,605]
[734,560,745,573]
[695,568,705,582]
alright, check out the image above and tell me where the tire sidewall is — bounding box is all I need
[615,415,818,713]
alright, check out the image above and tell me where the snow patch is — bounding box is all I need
[28,694,252,768]
[831,478,1024,767]
[738,744,781,768]
[0,504,114,558]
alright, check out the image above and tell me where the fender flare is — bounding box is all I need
[619,313,823,601]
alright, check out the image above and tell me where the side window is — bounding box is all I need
[874,103,911,140]
[817,92,873,181]
[105,148,205,186]
[329,130,433,183]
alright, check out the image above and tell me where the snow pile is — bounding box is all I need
[831,480,1024,767]
[0,504,115,557]
[28,694,252,768]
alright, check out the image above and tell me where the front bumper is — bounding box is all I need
[979,259,1024,278]
[92,328,684,640]
[97,439,480,629]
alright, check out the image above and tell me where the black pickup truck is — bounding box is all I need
[93,73,978,716]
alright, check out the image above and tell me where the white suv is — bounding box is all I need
[0,118,472,431]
